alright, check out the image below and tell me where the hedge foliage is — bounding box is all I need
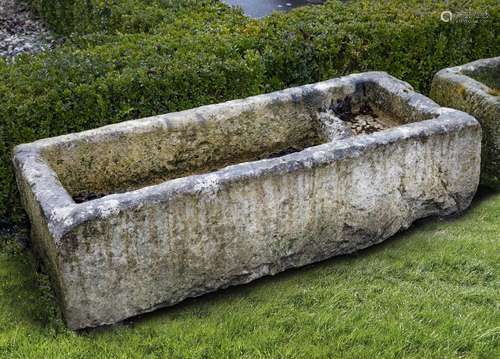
[1,0,499,222]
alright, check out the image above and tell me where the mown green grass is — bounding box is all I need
[0,189,498,358]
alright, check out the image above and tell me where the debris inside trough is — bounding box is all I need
[329,98,401,135]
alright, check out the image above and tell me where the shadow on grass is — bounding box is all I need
[468,185,499,209]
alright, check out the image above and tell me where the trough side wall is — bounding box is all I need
[57,118,481,329]
[12,149,73,319]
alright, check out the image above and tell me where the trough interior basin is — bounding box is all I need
[463,61,500,96]
[41,81,423,203]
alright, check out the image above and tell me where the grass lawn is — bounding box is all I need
[0,188,498,358]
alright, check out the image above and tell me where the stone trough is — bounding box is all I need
[13,72,481,329]
[431,57,500,189]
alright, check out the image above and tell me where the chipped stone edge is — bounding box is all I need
[12,71,479,249]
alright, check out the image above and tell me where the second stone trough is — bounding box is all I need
[13,72,481,329]
[431,56,499,189]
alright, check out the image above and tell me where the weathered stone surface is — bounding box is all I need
[13,72,481,329]
[430,57,500,189]
[318,110,353,140]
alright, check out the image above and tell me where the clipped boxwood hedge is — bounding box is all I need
[26,0,225,35]
[1,0,499,223]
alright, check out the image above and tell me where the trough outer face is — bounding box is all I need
[13,73,482,329]
[430,57,500,188]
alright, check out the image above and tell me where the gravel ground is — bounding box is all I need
[0,0,54,59]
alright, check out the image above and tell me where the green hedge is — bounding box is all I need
[26,0,218,35]
[1,0,499,222]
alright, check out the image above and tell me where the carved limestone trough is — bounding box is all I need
[13,72,481,329]
[431,56,499,188]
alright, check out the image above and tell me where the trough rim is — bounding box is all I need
[12,71,480,245]
[433,56,500,105]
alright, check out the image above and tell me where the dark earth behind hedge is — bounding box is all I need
[1,0,499,222]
